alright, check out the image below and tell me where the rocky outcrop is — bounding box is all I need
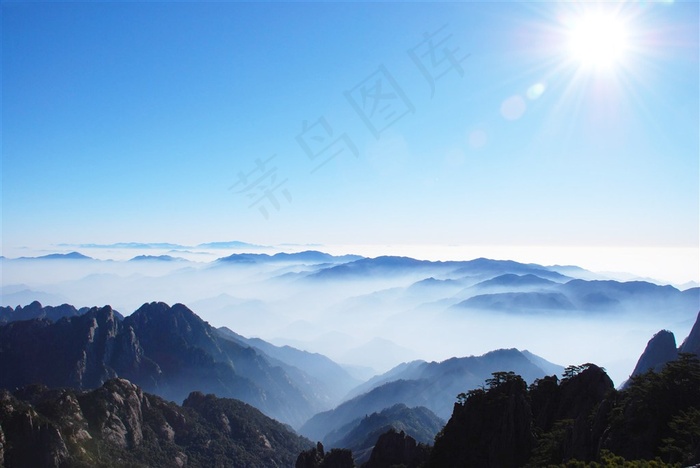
[429,372,534,468]
[296,442,327,468]
[0,389,69,467]
[78,378,148,448]
[0,302,324,427]
[0,378,313,467]
[679,311,700,356]
[363,429,430,468]
[295,442,355,468]
[623,311,700,387]
[629,330,678,377]
[0,301,84,324]
[556,365,615,461]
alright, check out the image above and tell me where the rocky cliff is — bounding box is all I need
[0,378,312,467]
[0,302,326,427]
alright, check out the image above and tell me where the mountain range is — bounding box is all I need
[0,378,312,467]
[324,403,443,465]
[299,348,563,442]
[0,302,354,428]
[0,301,106,324]
[0,297,698,466]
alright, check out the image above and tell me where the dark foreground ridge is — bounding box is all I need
[0,378,312,467]
[295,356,700,468]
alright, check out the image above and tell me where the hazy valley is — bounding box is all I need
[2,247,697,387]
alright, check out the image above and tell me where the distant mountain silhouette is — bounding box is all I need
[363,428,432,468]
[472,273,557,289]
[324,404,443,464]
[129,255,186,262]
[0,301,110,324]
[299,349,561,442]
[0,378,312,467]
[217,250,362,265]
[197,240,268,249]
[216,326,361,407]
[0,289,71,309]
[452,278,697,314]
[561,280,684,308]
[16,251,93,260]
[66,242,187,249]
[307,256,572,283]
[456,292,576,312]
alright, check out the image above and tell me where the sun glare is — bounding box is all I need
[568,12,629,70]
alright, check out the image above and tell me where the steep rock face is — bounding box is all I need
[0,306,155,392]
[78,378,148,448]
[556,365,615,462]
[364,429,430,468]
[630,330,678,377]
[679,311,700,356]
[600,354,700,465]
[429,373,534,468]
[0,389,69,468]
[123,302,322,427]
[0,379,313,467]
[0,302,322,427]
[528,364,614,464]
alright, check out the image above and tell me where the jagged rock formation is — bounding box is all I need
[295,442,355,468]
[0,378,312,467]
[422,358,699,467]
[528,364,615,464]
[679,311,700,355]
[0,302,333,427]
[624,310,700,386]
[0,301,96,324]
[0,305,150,391]
[428,371,534,467]
[363,429,430,468]
[629,330,678,377]
[600,354,700,464]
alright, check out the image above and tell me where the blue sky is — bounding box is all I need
[2,1,698,276]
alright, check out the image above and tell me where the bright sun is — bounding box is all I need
[568,13,629,70]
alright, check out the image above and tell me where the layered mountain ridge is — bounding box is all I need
[0,302,355,428]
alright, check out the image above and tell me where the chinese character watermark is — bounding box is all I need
[230,24,468,219]
[345,65,415,139]
[229,155,292,219]
[296,117,359,173]
[408,24,469,98]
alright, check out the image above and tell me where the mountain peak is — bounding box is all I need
[31,252,93,260]
[678,311,700,355]
[630,329,678,378]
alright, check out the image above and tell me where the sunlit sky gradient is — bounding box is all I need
[3,1,698,283]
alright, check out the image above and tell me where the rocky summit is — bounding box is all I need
[0,378,312,467]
